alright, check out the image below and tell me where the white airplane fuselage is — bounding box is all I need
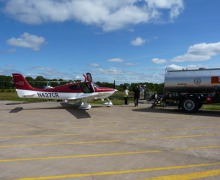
[12,73,117,109]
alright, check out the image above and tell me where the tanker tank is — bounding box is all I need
[164,68,220,94]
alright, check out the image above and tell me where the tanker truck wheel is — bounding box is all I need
[197,102,203,110]
[181,97,198,113]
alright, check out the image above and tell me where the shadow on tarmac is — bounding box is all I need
[8,102,91,119]
[60,102,91,119]
[133,107,220,117]
[9,107,23,113]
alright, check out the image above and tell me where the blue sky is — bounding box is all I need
[0,0,220,84]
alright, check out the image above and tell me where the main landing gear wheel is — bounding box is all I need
[103,98,113,107]
[78,102,91,110]
[181,97,198,113]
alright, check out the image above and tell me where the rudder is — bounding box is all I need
[12,73,34,90]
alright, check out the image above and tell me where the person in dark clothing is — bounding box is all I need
[134,85,140,106]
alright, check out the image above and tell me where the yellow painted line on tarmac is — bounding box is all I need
[13,162,220,180]
[135,133,215,141]
[53,120,117,124]
[0,124,114,132]
[0,124,11,127]
[92,129,151,135]
[0,120,117,127]
[0,129,151,139]
[175,145,220,151]
[1,145,220,163]
[1,125,220,139]
[0,150,161,163]
[1,124,220,134]
[0,126,218,140]
[159,125,220,131]
[0,120,118,127]
[161,134,214,139]
[0,140,121,148]
[0,133,219,149]
[0,133,80,139]
[144,169,220,180]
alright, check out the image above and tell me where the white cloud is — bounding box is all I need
[108,58,138,66]
[0,65,19,76]
[90,63,100,67]
[27,66,73,79]
[152,58,167,64]
[4,0,184,31]
[148,0,184,20]
[185,64,205,69]
[125,62,138,66]
[108,58,124,63]
[152,42,220,64]
[103,5,150,31]
[96,67,122,74]
[171,42,220,62]
[165,64,184,71]
[7,32,45,51]
[165,64,211,72]
[131,37,146,46]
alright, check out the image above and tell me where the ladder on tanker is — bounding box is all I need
[151,96,166,108]
[151,98,160,108]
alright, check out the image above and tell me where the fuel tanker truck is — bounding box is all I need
[163,68,220,113]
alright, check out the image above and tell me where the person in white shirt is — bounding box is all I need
[124,87,129,105]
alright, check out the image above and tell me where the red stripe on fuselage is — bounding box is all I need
[94,87,114,92]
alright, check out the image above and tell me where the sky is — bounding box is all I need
[0,0,220,84]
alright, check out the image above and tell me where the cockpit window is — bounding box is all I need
[69,84,80,90]
[93,83,99,88]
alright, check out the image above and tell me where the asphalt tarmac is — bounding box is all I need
[0,100,220,180]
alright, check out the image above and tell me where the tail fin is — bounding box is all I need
[12,73,34,90]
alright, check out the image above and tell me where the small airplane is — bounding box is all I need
[12,72,117,109]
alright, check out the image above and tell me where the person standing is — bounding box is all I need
[124,87,129,105]
[134,85,140,106]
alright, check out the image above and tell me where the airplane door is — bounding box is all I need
[81,73,95,93]
[81,82,94,93]
[86,73,93,82]
[87,82,94,93]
